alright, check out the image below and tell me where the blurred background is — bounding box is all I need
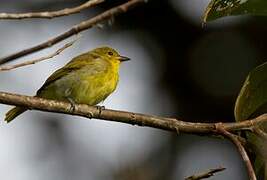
[1,0,267,179]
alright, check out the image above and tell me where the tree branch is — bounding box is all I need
[1,91,267,134]
[0,0,104,19]
[216,124,256,180]
[0,91,263,179]
[0,38,78,71]
[185,167,226,180]
[0,0,146,65]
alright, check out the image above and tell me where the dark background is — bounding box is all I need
[1,0,267,179]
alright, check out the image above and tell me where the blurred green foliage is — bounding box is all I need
[203,0,267,22]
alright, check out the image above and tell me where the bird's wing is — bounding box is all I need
[37,53,105,95]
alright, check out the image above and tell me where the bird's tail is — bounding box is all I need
[5,107,27,123]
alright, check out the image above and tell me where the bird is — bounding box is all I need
[5,46,130,122]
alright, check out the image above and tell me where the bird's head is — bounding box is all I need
[92,46,130,63]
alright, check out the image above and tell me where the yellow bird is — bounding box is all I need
[5,46,130,122]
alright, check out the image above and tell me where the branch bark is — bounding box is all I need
[216,124,256,180]
[0,0,104,19]
[1,91,267,134]
[0,0,146,66]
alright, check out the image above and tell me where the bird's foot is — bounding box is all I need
[67,98,76,113]
[96,105,105,117]
[87,112,94,119]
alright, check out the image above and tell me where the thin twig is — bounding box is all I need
[0,0,104,19]
[0,0,146,65]
[185,167,226,180]
[215,124,256,180]
[0,38,78,71]
[1,91,267,135]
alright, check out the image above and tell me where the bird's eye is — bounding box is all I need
[108,51,113,56]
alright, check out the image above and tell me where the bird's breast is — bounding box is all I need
[71,68,119,105]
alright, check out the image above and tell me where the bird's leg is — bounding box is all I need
[96,105,105,117]
[86,106,104,119]
[87,112,94,119]
[67,97,76,113]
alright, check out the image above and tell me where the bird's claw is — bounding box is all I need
[96,105,105,117]
[88,112,93,119]
[67,98,76,113]
[69,103,75,113]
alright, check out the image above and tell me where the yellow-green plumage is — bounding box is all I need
[5,47,130,122]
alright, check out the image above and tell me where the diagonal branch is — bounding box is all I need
[0,38,78,71]
[0,0,104,19]
[1,91,267,134]
[216,124,256,180]
[185,167,226,180]
[0,0,146,66]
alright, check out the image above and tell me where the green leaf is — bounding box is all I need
[235,61,267,179]
[235,61,267,121]
[203,0,267,22]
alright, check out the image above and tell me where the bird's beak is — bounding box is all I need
[118,55,130,62]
